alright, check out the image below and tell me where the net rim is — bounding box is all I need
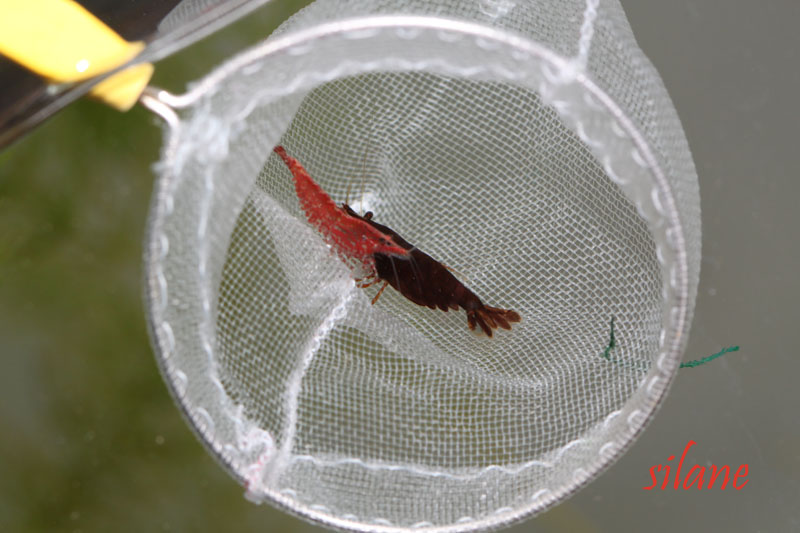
[142,14,692,533]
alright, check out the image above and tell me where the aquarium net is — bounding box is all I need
[144,0,700,531]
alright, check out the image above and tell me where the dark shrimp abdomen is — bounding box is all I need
[373,248,463,311]
[342,204,520,337]
[373,245,520,338]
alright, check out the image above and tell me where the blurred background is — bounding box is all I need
[0,1,797,531]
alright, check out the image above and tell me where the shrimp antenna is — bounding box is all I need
[360,148,367,215]
[389,254,402,298]
[345,142,371,208]
[358,141,373,216]
[406,250,425,299]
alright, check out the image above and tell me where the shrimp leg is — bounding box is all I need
[371,281,389,305]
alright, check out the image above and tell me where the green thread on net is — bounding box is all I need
[601,316,739,369]
[602,316,616,360]
[601,316,647,370]
[679,345,739,368]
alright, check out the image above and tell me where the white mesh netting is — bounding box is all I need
[144,0,700,531]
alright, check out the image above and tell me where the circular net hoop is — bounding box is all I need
[145,1,700,531]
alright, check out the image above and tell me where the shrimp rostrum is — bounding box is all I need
[274,146,521,337]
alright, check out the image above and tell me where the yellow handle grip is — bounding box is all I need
[0,0,154,110]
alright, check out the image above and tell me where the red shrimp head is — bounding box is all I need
[273,145,409,263]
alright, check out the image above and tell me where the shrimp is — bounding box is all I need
[274,145,521,337]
